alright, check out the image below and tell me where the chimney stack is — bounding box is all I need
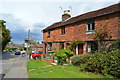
[62,10,71,21]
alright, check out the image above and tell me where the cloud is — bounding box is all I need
[0,13,45,44]
[77,2,117,15]
[29,23,46,42]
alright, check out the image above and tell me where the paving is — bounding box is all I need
[3,55,29,78]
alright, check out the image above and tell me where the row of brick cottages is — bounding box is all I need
[41,3,120,57]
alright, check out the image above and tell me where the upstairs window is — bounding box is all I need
[61,26,65,35]
[47,31,50,38]
[86,21,95,33]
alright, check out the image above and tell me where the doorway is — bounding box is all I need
[78,44,83,55]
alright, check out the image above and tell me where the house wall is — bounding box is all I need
[43,13,119,43]
[43,13,119,54]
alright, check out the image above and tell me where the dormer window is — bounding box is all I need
[86,21,95,33]
[61,26,65,35]
[47,31,50,38]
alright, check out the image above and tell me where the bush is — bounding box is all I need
[62,49,74,64]
[71,54,91,66]
[55,49,74,65]
[109,39,120,51]
[55,50,67,65]
[79,50,120,78]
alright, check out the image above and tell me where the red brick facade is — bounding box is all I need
[43,13,119,42]
[42,3,120,55]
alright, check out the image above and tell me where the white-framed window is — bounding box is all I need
[86,21,95,34]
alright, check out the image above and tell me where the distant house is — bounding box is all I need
[42,3,120,55]
[30,44,43,50]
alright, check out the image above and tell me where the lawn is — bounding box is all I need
[27,60,114,78]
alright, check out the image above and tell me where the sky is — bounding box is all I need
[0,0,119,44]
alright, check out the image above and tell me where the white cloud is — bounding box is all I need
[0,1,119,44]
[0,13,45,44]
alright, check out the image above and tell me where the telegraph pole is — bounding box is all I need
[24,29,30,59]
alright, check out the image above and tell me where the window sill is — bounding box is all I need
[86,31,95,34]
[61,34,65,36]
[47,36,50,38]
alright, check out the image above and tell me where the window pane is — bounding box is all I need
[48,31,50,37]
[61,27,65,35]
[88,24,90,30]
[92,23,95,30]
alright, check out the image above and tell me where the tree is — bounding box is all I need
[0,20,12,51]
[29,40,38,45]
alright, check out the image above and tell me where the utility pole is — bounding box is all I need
[24,29,30,59]
[28,29,31,59]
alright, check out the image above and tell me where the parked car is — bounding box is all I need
[15,50,21,55]
[32,50,43,60]
[21,50,26,57]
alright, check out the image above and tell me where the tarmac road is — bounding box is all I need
[0,51,28,79]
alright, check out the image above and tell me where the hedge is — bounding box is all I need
[71,50,120,78]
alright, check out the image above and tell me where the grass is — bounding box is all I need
[27,60,114,78]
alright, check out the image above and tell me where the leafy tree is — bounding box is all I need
[0,20,12,51]
[29,40,38,45]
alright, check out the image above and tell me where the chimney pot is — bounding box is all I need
[62,10,71,21]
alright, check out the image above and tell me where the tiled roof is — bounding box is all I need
[43,3,120,32]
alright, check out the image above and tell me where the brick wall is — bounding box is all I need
[43,13,119,42]
[41,53,55,63]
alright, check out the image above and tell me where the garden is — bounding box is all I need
[27,60,113,78]
[27,39,120,78]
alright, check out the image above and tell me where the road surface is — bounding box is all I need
[0,51,28,79]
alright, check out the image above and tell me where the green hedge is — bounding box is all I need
[71,54,91,66]
[71,50,120,78]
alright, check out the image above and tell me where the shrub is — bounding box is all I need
[55,49,74,65]
[55,50,67,65]
[62,49,74,64]
[80,50,120,78]
[109,39,120,51]
[71,54,91,66]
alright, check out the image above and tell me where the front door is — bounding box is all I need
[78,44,83,55]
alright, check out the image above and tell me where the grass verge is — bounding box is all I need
[27,60,114,78]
